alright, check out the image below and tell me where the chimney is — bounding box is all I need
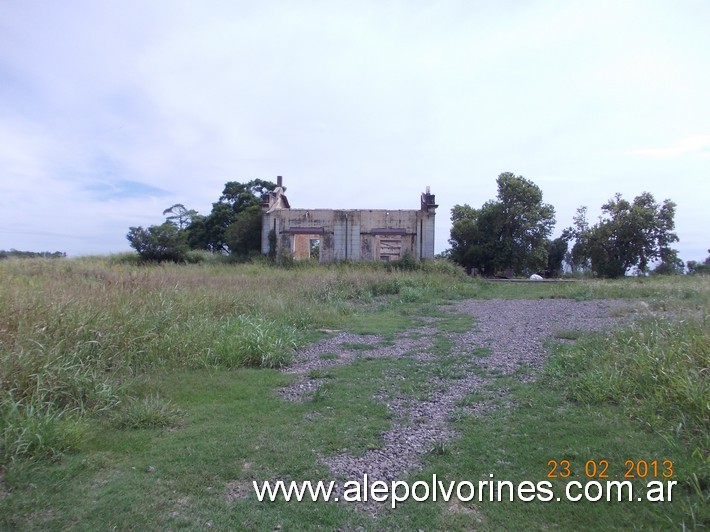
[277,176,283,187]
[421,186,438,212]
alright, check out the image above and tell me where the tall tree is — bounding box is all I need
[220,179,276,212]
[162,203,198,230]
[224,204,263,258]
[566,192,679,278]
[545,236,568,278]
[188,179,278,254]
[449,202,502,276]
[496,172,556,274]
[449,172,556,276]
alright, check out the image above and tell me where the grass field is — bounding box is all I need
[0,256,708,529]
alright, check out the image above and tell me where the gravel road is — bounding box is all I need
[279,298,633,489]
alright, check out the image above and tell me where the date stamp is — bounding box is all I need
[547,459,674,479]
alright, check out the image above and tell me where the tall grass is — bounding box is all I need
[547,314,710,523]
[549,317,709,454]
[0,257,473,461]
[2,256,707,464]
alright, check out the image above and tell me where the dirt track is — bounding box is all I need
[280,299,632,487]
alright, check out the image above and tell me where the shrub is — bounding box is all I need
[126,222,189,263]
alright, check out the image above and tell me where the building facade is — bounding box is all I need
[261,177,438,262]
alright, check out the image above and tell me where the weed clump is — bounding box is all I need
[0,398,86,462]
[196,315,298,369]
[112,395,182,429]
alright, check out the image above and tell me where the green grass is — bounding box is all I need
[547,317,709,493]
[477,274,710,307]
[390,377,696,530]
[0,257,708,529]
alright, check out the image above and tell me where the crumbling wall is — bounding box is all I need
[261,180,437,263]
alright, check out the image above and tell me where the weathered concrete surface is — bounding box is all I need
[261,178,438,262]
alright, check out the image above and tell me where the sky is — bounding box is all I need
[1,0,709,263]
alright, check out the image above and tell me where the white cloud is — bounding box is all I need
[633,135,710,158]
[0,0,708,261]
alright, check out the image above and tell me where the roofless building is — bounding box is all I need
[261,176,438,262]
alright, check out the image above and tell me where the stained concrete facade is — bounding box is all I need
[261,177,438,262]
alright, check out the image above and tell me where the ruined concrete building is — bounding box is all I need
[261,177,438,262]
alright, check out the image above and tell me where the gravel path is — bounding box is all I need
[280,298,633,488]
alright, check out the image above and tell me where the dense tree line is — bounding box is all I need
[0,250,66,260]
[448,172,683,279]
[687,250,710,275]
[127,179,277,262]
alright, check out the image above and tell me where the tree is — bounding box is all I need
[190,179,278,255]
[193,202,235,253]
[562,206,592,273]
[219,179,276,212]
[652,250,684,275]
[126,222,188,262]
[566,192,679,278]
[183,213,208,250]
[545,237,568,278]
[687,249,710,275]
[127,180,276,260]
[496,173,556,274]
[162,203,198,230]
[448,173,556,276]
[449,202,502,276]
[224,204,263,258]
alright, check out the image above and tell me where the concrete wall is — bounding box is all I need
[262,206,437,263]
[261,182,437,263]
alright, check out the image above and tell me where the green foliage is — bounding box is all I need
[566,192,679,278]
[687,249,710,275]
[130,180,276,257]
[162,203,198,230]
[224,204,263,258]
[383,251,418,271]
[0,258,472,462]
[545,236,568,278]
[126,222,189,262]
[189,179,277,254]
[188,202,232,253]
[197,315,298,369]
[0,250,66,260]
[449,172,555,276]
[652,253,685,275]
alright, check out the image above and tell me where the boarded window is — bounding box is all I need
[376,236,402,262]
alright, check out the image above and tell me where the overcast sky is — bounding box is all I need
[1,1,708,262]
